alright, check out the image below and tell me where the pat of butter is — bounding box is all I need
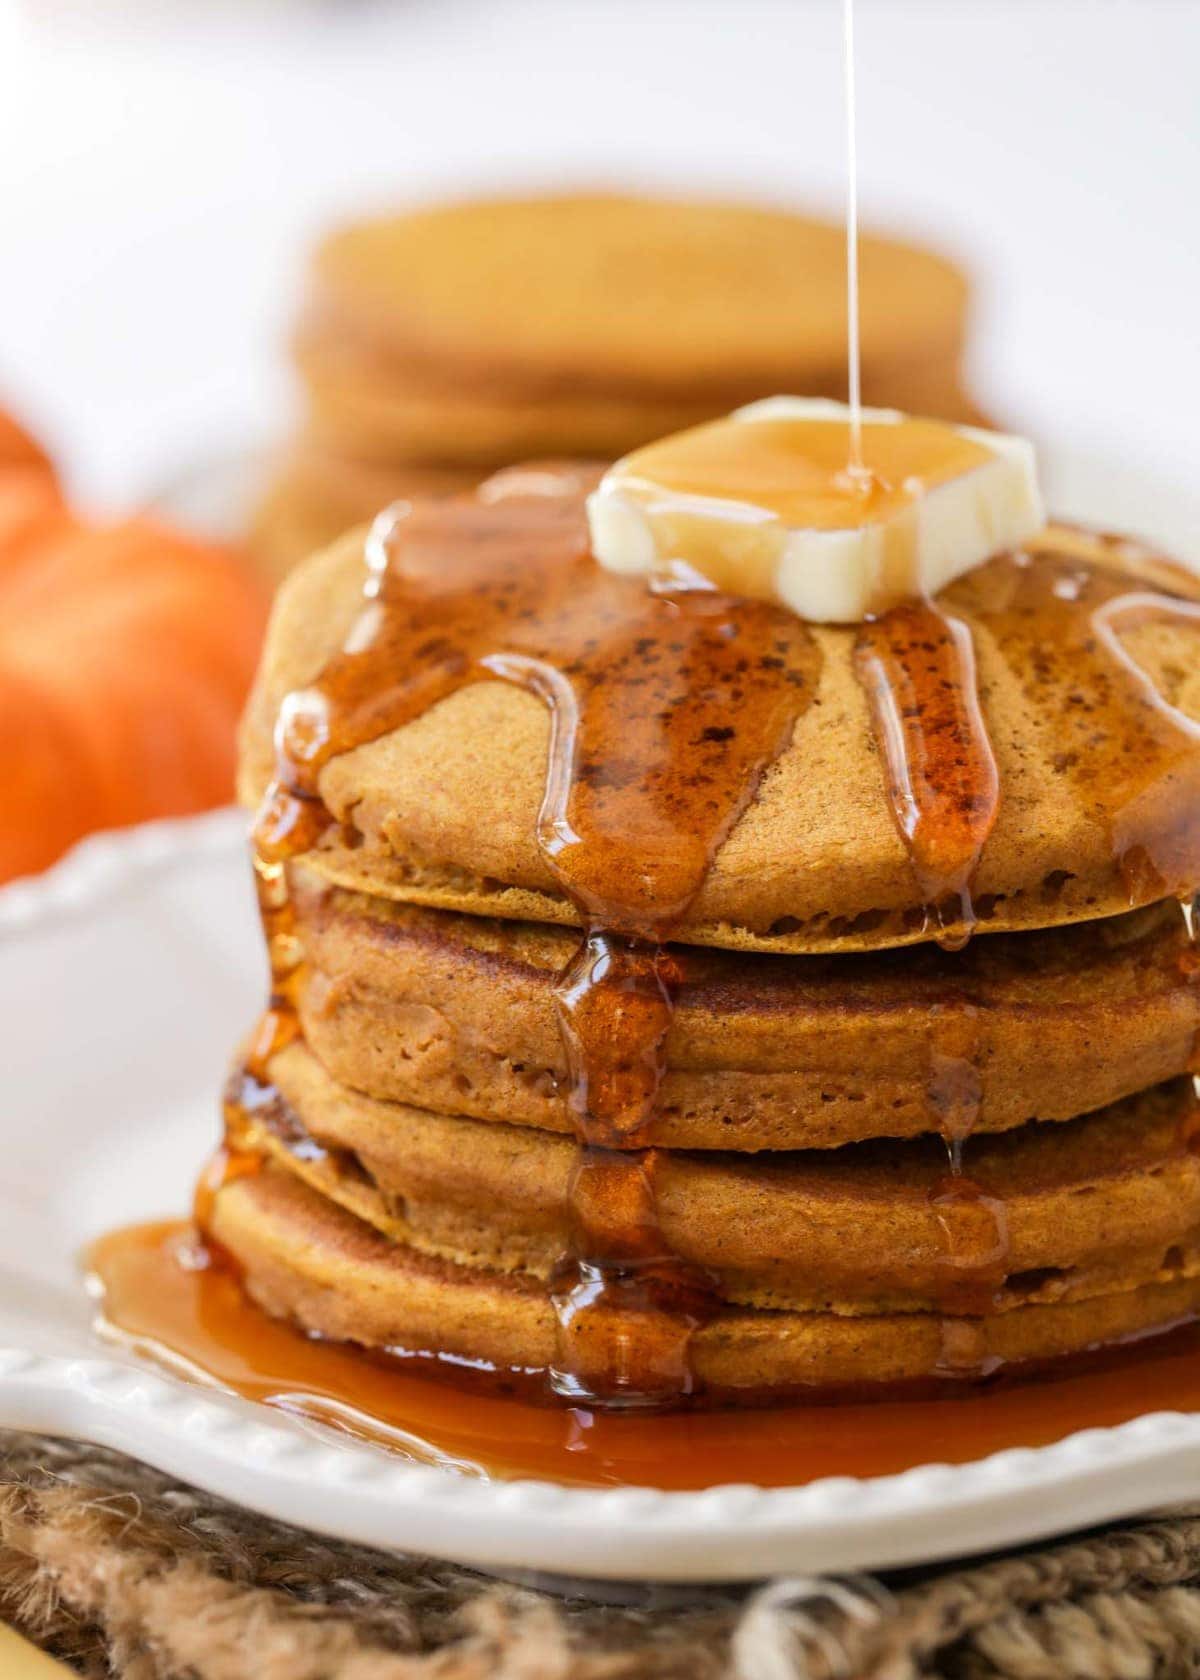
[587,397,1044,623]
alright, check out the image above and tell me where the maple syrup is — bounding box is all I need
[842,0,863,475]
[966,549,1200,904]
[852,598,999,950]
[611,416,993,536]
[88,1219,1200,1490]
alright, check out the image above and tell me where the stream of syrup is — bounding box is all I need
[842,0,863,473]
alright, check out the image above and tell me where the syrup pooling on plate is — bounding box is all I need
[88,1219,1200,1488]
[222,466,823,1406]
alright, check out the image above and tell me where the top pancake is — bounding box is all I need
[239,501,1200,954]
[308,193,969,401]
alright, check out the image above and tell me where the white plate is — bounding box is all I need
[4,811,1200,1583]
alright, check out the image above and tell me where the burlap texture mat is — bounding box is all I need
[2,1431,1199,1679]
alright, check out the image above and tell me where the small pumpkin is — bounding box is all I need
[0,405,56,480]
[1,408,269,883]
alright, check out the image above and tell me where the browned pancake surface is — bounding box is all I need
[241,1042,1200,1318]
[290,868,1200,1146]
[211,1166,1200,1396]
[239,523,1200,952]
[308,194,969,400]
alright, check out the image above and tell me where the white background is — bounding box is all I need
[0,0,1195,514]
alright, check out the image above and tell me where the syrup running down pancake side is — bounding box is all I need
[236,461,822,1407]
[97,435,1200,1419]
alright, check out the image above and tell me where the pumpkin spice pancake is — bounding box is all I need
[289,870,1200,1148]
[232,1042,1200,1321]
[209,1165,1200,1396]
[239,494,1200,955]
[306,194,972,407]
[156,401,1200,1414]
[294,328,740,468]
[250,447,478,584]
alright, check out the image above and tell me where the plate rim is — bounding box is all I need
[5,812,1200,1580]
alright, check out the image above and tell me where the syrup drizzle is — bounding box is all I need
[1182,893,1200,1103]
[549,936,714,1403]
[853,597,1004,1372]
[853,599,1000,950]
[962,549,1200,903]
[918,544,1200,1373]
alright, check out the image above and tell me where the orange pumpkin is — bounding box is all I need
[0,405,56,481]
[1,409,269,884]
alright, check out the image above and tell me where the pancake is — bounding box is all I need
[249,481,337,586]
[210,1165,1200,1395]
[221,402,1200,1414]
[295,328,742,466]
[268,443,479,528]
[239,515,1200,954]
[307,194,970,402]
[289,867,1200,1147]
[295,327,983,467]
[238,1042,1200,1319]
[251,450,479,580]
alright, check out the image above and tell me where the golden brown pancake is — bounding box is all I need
[210,1165,1200,1395]
[249,481,336,586]
[250,449,479,581]
[239,520,1200,954]
[241,1043,1200,1318]
[289,867,1200,1147]
[307,194,970,402]
[294,329,745,466]
[294,327,984,467]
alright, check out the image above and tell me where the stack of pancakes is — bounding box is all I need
[203,486,1200,1404]
[253,193,982,579]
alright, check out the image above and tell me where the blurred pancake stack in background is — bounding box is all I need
[253,193,984,578]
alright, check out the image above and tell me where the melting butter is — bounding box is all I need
[587,397,1044,622]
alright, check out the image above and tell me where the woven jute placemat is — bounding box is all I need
[2,1431,1199,1679]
